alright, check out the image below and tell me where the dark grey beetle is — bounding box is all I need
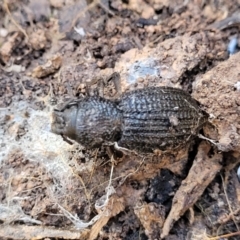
[51,87,208,153]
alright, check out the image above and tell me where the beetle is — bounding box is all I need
[51,87,208,153]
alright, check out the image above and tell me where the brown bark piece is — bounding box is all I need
[31,54,62,78]
[161,142,222,238]
[134,202,165,239]
[89,195,125,240]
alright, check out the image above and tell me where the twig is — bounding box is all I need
[217,208,240,225]
[95,155,116,210]
[106,155,115,201]
[71,167,91,202]
[58,204,100,229]
[98,0,115,16]
[208,231,240,240]
[87,149,98,184]
[120,157,146,184]
[220,174,239,231]
[0,224,84,239]
[3,0,29,40]
[88,156,146,193]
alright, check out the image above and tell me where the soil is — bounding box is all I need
[0,0,240,240]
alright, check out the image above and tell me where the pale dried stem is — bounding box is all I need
[3,0,29,40]
[220,174,239,231]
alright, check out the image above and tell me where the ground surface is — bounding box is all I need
[0,0,240,239]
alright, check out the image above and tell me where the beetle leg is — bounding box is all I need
[106,72,122,98]
[114,142,137,155]
[106,145,114,159]
[85,76,104,97]
[105,145,123,160]
[86,72,121,98]
[61,134,74,145]
[97,77,104,97]
[55,99,79,112]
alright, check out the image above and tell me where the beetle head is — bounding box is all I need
[51,106,78,141]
